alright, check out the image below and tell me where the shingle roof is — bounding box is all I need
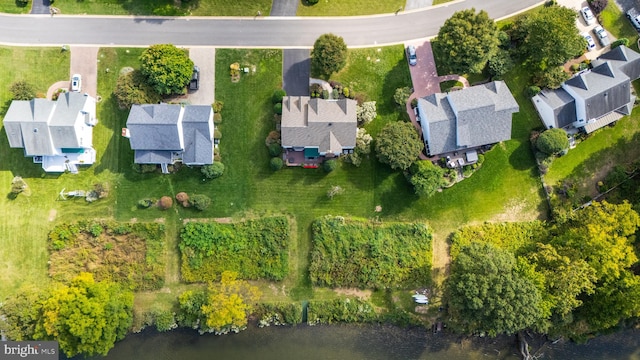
[281,97,357,153]
[182,105,213,165]
[49,92,92,149]
[134,150,173,164]
[127,104,183,151]
[418,81,518,156]
[534,88,577,128]
[594,45,640,80]
[564,62,631,120]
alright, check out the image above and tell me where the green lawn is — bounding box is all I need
[0,0,29,13]
[600,2,639,51]
[46,0,271,16]
[297,0,404,16]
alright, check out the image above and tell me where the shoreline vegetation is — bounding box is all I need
[1,2,640,359]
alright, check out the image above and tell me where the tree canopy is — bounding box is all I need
[407,160,446,197]
[536,128,569,155]
[512,5,585,69]
[445,242,543,336]
[34,273,133,357]
[311,34,348,78]
[433,9,499,75]
[114,69,161,109]
[139,44,194,95]
[375,122,423,171]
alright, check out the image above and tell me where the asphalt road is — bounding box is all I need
[0,0,543,47]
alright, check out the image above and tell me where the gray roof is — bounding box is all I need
[594,45,640,80]
[564,62,631,120]
[182,105,213,165]
[3,93,93,156]
[127,104,183,151]
[535,88,577,128]
[134,150,173,164]
[281,97,357,153]
[418,81,518,156]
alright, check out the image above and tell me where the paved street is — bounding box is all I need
[0,0,543,47]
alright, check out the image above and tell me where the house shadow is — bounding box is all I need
[0,127,51,179]
[94,95,130,175]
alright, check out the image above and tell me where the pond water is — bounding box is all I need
[79,324,640,360]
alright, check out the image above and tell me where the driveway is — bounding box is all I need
[559,0,615,59]
[187,47,215,105]
[30,0,50,14]
[69,46,98,97]
[405,0,433,11]
[283,49,310,96]
[270,0,298,16]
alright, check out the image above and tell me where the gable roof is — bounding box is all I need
[3,93,94,156]
[535,88,577,128]
[593,45,640,80]
[127,104,183,151]
[181,105,213,165]
[281,97,357,153]
[418,81,518,156]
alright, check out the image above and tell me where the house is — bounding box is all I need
[416,80,519,162]
[3,92,97,173]
[532,46,640,134]
[281,96,357,166]
[123,103,214,173]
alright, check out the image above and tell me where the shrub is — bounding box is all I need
[189,194,211,211]
[477,154,485,165]
[268,143,283,157]
[270,157,284,171]
[536,128,569,155]
[611,38,629,49]
[272,89,286,103]
[306,0,319,4]
[158,196,173,210]
[154,310,177,332]
[323,159,337,172]
[10,81,35,100]
[394,87,412,107]
[213,113,222,124]
[326,185,344,199]
[265,131,281,147]
[10,176,27,194]
[356,101,377,125]
[255,303,303,327]
[570,64,580,72]
[527,85,541,97]
[201,163,225,179]
[307,298,378,325]
[212,100,224,113]
[343,87,350,98]
[274,103,283,115]
[588,0,607,14]
[310,83,323,98]
[176,192,190,207]
[322,89,329,99]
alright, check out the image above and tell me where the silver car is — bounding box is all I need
[71,74,81,92]
[407,45,417,66]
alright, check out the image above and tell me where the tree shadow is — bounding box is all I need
[508,139,537,172]
[381,59,412,117]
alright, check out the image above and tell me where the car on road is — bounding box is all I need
[407,45,417,66]
[71,74,81,92]
[626,8,640,31]
[190,65,200,91]
[593,25,610,47]
[582,33,596,51]
[581,6,596,26]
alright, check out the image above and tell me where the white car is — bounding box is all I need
[593,25,610,47]
[582,33,596,51]
[581,7,596,26]
[407,45,417,66]
[71,74,81,92]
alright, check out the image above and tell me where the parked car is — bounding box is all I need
[581,6,596,26]
[626,8,640,31]
[71,74,81,92]
[190,65,200,91]
[593,25,610,47]
[407,45,417,66]
[582,33,596,51]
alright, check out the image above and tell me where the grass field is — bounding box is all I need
[297,0,404,16]
[47,0,271,16]
[0,0,29,13]
[600,2,639,51]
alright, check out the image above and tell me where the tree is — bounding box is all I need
[487,49,514,80]
[139,44,194,95]
[433,9,499,75]
[190,194,212,211]
[114,70,161,109]
[200,271,261,333]
[0,285,48,341]
[588,0,608,14]
[533,66,570,89]
[270,157,284,171]
[10,176,28,195]
[512,5,585,68]
[356,101,377,125]
[201,162,225,179]
[34,273,133,357]
[311,34,348,78]
[272,89,286,103]
[10,80,35,100]
[445,242,543,336]
[326,185,344,199]
[323,159,338,172]
[345,128,372,167]
[407,160,446,197]
[375,122,423,171]
[393,87,412,107]
[536,128,569,155]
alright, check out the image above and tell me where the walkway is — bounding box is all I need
[46,80,68,100]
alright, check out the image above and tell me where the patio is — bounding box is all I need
[284,149,330,167]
